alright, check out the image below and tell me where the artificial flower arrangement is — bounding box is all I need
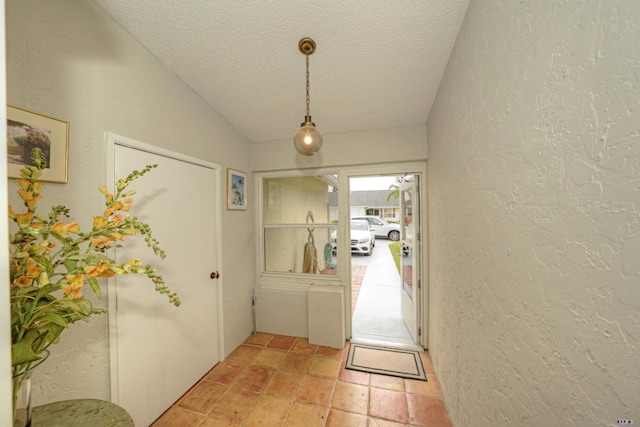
[9,148,180,385]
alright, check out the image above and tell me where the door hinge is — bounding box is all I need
[418,327,422,336]
[418,279,422,289]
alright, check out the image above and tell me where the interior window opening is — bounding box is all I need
[262,175,338,275]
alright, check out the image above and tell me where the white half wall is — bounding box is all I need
[254,283,346,349]
[308,284,345,349]
[255,287,308,338]
[427,0,640,425]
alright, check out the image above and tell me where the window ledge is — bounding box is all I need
[257,272,343,290]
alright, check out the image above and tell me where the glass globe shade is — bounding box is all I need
[293,124,323,155]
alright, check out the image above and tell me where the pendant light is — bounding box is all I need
[293,37,323,155]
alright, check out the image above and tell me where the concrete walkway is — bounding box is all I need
[351,240,414,347]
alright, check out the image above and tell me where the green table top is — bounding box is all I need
[32,399,134,427]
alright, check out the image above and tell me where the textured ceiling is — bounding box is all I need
[92,1,470,143]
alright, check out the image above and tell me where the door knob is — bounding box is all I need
[210,271,220,279]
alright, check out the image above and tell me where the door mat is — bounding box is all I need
[346,344,427,381]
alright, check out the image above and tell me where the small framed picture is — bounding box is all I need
[227,168,247,210]
[7,105,69,183]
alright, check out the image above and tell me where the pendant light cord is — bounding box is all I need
[305,54,311,117]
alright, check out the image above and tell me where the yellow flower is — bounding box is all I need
[14,258,42,288]
[17,190,42,210]
[90,235,116,249]
[38,271,50,287]
[52,221,80,237]
[17,189,30,201]
[27,241,51,257]
[122,259,142,272]
[93,216,108,229]
[110,232,127,241]
[14,276,33,288]
[121,199,134,212]
[66,274,85,286]
[109,200,133,213]
[15,212,33,228]
[84,260,115,278]
[65,221,80,234]
[17,179,30,191]
[98,186,115,204]
[51,222,68,237]
[25,258,41,276]
[62,275,85,299]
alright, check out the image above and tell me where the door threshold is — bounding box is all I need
[350,336,423,352]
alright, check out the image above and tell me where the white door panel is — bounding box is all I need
[109,136,220,426]
[400,179,420,343]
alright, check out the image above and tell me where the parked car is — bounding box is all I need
[330,220,375,256]
[350,220,374,256]
[351,215,401,241]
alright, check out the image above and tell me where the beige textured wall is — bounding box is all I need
[427,0,640,425]
[6,0,255,404]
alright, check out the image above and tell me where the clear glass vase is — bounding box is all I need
[12,351,49,427]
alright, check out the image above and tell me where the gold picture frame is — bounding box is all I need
[227,168,247,210]
[7,105,69,183]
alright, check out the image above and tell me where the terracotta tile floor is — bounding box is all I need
[351,265,366,314]
[151,333,452,427]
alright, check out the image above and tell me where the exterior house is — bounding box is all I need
[328,190,400,223]
[2,1,638,426]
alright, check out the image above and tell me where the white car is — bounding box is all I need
[351,216,401,241]
[350,220,374,256]
[330,220,375,256]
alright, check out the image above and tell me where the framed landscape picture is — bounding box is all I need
[7,105,69,183]
[227,168,247,210]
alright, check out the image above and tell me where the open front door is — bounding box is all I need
[400,178,421,344]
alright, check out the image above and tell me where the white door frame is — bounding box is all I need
[105,132,225,402]
[343,162,427,349]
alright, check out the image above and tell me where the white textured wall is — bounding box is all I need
[427,0,640,425]
[6,0,255,405]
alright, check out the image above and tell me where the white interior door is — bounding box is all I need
[400,178,421,343]
[108,135,222,426]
